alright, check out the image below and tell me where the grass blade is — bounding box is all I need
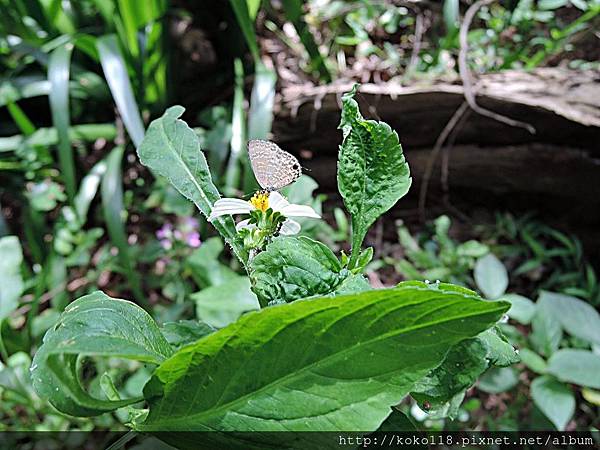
[0,123,116,152]
[48,43,76,202]
[229,0,261,63]
[224,59,246,196]
[101,146,147,310]
[97,34,145,147]
[280,0,331,82]
[247,63,276,140]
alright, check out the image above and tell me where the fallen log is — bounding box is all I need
[272,68,600,219]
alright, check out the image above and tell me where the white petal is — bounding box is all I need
[280,219,301,235]
[235,219,255,231]
[280,203,321,219]
[268,191,289,212]
[208,198,253,221]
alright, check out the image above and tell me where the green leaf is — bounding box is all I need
[229,0,261,62]
[137,106,244,262]
[192,276,259,328]
[160,320,215,351]
[412,338,488,409]
[137,283,508,438]
[249,236,347,306]
[478,367,519,394]
[474,254,508,299]
[31,291,172,416]
[538,291,600,346]
[530,298,563,356]
[375,409,418,432]
[186,237,238,288]
[546,349,600,388]
[531,375,574,431]
[503,293,536,324]
[97,34,145,146]
[48,43,76,202]
[0,236,24,321]
[519,348,547,374]
[478,327,519,367]
[338,85,411,267]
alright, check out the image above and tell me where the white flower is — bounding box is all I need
[208,191,320,236]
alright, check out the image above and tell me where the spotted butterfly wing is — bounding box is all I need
[248,139,302,191]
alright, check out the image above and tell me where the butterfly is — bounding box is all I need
[248,139,302,192]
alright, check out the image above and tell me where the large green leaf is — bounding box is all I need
[192,276,259,328]
[137,106,244,262]
[137,282,508,442]
[411,338,488,409]
[531,375,574,431]
[0,236,24,321]
[338,85,411,267]
[539,291,600,346]
[546,349,600,389]
[31,291,172,417]
[249,236,348,306]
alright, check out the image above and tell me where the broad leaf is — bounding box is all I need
[539,291,600,346]
[137,106,244,261]
[531,375,574,431]
[411,338,488,409]
[530,299,562,357]
[160,320,215,351]
[137,282,508,443]
[503,294,536,324]
[0,236,24,321]
[477,367,518,393]
[192,276,259,328]
[186,237,238,288]
[474,254,508,300]
[546,349,600,389]
[249,236,349,306]
[519,348,547,374]
[31,291,172,416]
[478,327,519,367]
[338,85,411,267]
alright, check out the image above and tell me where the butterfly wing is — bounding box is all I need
[248,139,302,191]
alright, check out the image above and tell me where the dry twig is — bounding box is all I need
[459,0,536,134]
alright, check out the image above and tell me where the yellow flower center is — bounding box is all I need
[249,192,269,212]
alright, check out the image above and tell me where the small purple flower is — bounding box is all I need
[156,222,173,240]
[186,232,201,248]
[159,239,172,250]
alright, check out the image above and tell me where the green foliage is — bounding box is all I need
[474,254,509,300]
[249,236,348,306]
[338,85,411,268]
[193,276,259,328]
[31,291,172,417]
[137,106,244,261]
[530,375,575,431]
[389,215,489,286]
[137,283,507,438]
